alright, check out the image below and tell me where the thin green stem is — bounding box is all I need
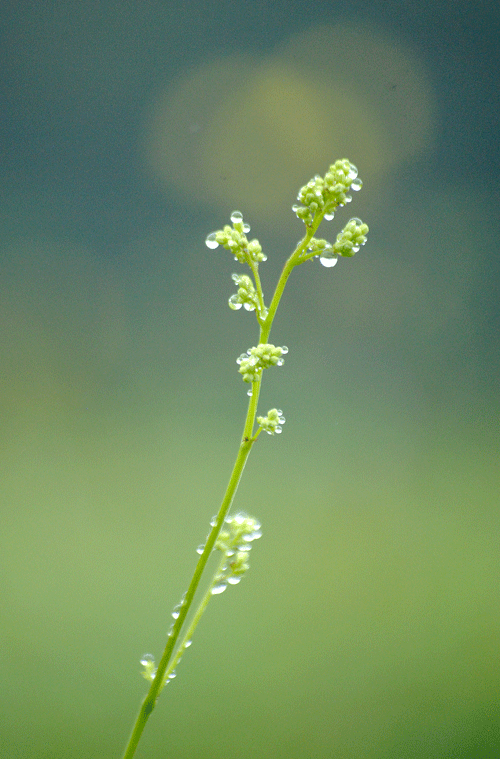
[262,213,325,338]
[122,397,259,759]
[164,552,228,680]
[248,260,266,324]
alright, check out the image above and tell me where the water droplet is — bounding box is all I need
[281,346,289,355]
[243,223,251,233]
[319,252,339,268]
[247,388,253,396]
[229,295,242,310]
[196,544,205,555]
[184,640,192,648]
[227,576,241,585]
[351,177,363,191]
[275,426,283,434]
[210,516,217,527]
[230,211,243,223]
[205,232,219,249]
[243,302,255,311]
[345,195,352,203]
[348,163,358,180]
[140,653,155,666]
[277,358,284,366]
[168,670,177,680]
[324,212,335,221]
[349,217,362,225]
[212,581,227,595]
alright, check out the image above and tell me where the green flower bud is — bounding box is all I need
[205,213,267,264]
[236,344,289,383]
[333,217,369,257]
[213,513,262,588]
[293,159,361,227]
[257,408,286,435]
[228,273,258,312]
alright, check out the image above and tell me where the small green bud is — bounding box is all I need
[236,344,289,383]
[228,273,258,312]
[333,217,369,257]
[214,513,262,587]
[205,213,267,264]
[257,407,286,435]
[140,654,156,683]
[293,159,361,227]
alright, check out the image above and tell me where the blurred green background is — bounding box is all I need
[1,2,499,758]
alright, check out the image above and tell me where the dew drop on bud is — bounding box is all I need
[351,178,363,191]
[348,163,358,180]
[211,581,227,595]
[230,211,243,223]
[319,252,339,268]
[281,346,289,355]
[205,232,219,249]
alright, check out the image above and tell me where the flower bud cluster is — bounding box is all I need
[205,211,267,264]
[257,408,286,435]
[228,273,259,312]
[293,159,362,227]
[333,217,369,257]
[236,343,288,383]
[213,512,262,589]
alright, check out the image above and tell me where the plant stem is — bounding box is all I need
[164,551,228,678]
[121,227,313,759]
[122,395,261,759]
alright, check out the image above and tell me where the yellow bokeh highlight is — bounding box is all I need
[143,23,435,220]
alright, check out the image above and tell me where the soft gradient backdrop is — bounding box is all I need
[1,2,499,758]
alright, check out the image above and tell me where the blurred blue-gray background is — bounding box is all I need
[1,2,499,758]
